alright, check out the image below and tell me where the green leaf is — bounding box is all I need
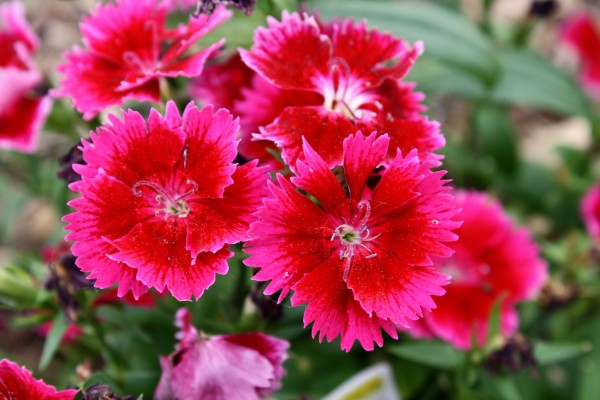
[472,104,519,176]
[388,341,466,369]
[39,311,68,370]
[494,375,523,400]
[406,58,487,99]
[491,49,592,116]
[534,341,592,366]
[313,0,499,81]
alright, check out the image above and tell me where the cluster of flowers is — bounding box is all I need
[15,0,600,397]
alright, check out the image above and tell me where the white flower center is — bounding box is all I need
[330,200,380,281]
[132,178,198,220]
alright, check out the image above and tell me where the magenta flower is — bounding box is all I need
[0,1,51,153]
[560,11,600,98]
[406,191,547,350]
[0,0,38,69]
[581,183,600,241]
[0,359,78,399]
[52,0,231,120]
[155,308,289,400]
[239,12,442,170]
[64,102,268,301]
[244,132,460,351]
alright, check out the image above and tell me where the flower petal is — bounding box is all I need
[245,176,333,301]
[333,19,421,85]
[181,104,238,198]
[342,132,389,208]
[240,11,331,91]
[346,254,448,326]
[291,138,350,220]
[292,254,398,351]
[186,161,268,256]
[423,283,519,350]
[259,106,356,169]
[109,219,232,301]
[64,170,154,298]
[78,106,186,186]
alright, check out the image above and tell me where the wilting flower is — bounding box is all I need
[245,132,459,351]
[64,102,268,301]
[155,308,288,399]
[406,191,547,350]
[0,1,51,153]
[81,384,137,400]
[239,12,442,170]
[560,11,600,98]
[0,358,78,399]
[53,0,231,119]
[581,182,600,242]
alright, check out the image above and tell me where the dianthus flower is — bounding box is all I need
[52,0,231,119]
[0,1,51,153]
[560,11,600,98]
[581,182,600,242]
[244,132,460,351]
[0,359,78,400]
[64,102,268,301]
[405,191,547,350]
[155,308,289,399]
[239,12,442,170]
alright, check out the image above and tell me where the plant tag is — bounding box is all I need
[322,363,401,400]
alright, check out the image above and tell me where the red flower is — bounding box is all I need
[239,12,442,170]
[155,308,288,399]
[244,132,459,351]
[52,0,231,119]
[0,359,77,399]
[406,191,548,350]
[64,102,268,301]
[581,182,600,242]
[0,1,51,153]
[560,11,600,98]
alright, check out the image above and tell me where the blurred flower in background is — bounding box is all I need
[0,0,51,153]
[407,191,547,350]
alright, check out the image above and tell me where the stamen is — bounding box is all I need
[132,180,178,205]
[353,200,372,228]
[174,179,198,200]
[122,51,147,71]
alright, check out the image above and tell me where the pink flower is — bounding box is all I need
[581,182,600,241]
[244,132,460,351]
[239,12,443,170]
[560,11,600,98]
[407,191,548,350]
[52,0,231,120]
[160,0,199,11]
[0,358,78,399]
[0,1,51,153]
[155,308,288,400]
[64,101,268,301]
[0,0,38,69]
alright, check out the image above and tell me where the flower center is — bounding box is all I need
[331,200,380,281]
[321,58,378,120]
[132,179,198,220]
